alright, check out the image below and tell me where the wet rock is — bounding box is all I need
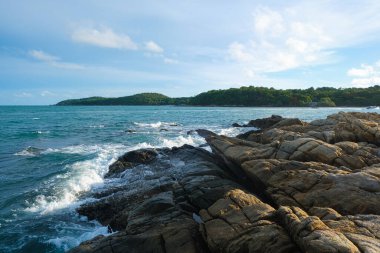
[71,145,240,253]
[196,129,217,138]
[71,112,380,253]
[125,129,136,133]
[105,149,158,178]
[187,130,196,135]
[231,123,242,127]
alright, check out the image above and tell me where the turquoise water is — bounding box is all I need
[0,105,371,253]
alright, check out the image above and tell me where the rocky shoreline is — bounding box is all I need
[69,112,380,253]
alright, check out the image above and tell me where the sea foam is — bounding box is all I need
[25,144,126,214]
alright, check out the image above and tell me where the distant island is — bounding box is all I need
[56,85,380,107]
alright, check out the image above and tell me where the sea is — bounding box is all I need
[0,105,375,253]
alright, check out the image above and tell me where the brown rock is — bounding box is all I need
[200,189,299,253]
[278,206,360,253]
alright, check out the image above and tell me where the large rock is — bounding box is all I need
[278,206,360,253]
[71,112,380,253]
[105,148,158,177]
[199,189,299,253]
[244,112,380,145]
[71,145,242,253]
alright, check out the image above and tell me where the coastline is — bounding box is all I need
[69,111,380,253]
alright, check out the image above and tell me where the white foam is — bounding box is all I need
[16,144,106,157]
[217,127,240,137]
[159,135,204,148]
[89,125,105,128]
[47,223,110,251]
[36,130,50,134]
[15,146,44,156]
[32,117,40,120]
[43,144,104,155]
[25,144,126,214]
[134,121,178,128]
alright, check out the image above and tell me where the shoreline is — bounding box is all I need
[69,111,380,253]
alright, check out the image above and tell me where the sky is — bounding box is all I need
[1,0,380,105]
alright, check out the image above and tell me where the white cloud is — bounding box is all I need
[14,92,33,98]
[347,64,374,77]
[163,58,179,64]
[72,26,138,50]
[29,50,59,62]
[228,42,253,62]
[145,41,163,53]
[29,50,84,70]
[227,2,380,74]
[348,61,380,87]
[228,6,334,73]
[40,90,56,97]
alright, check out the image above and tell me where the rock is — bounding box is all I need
[187,130,196,135]
[278,206,360,253]
[199,189,299,253]
[196,129,217,138]
[71,145,241,253]
[236,129,261,139]
[105,149,158,178]
[231,123,242,127]
[246,114,283,129]
[71,112,380,253]
[159,128,169,132]
[125,129,136,133]
[239,112,380,145]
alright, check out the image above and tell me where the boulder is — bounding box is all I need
[105,149,158,177]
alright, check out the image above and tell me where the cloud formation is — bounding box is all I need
[228,1,380,75]
[163,58,179,64]
[347,61,380,87]
[29,50,59,62]
[72,26,138,50]
[228,6,334,73]
[29,50,84,70]
[145,41,163,53]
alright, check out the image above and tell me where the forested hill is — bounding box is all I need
[56,86,380,106]
[56,93,180,106]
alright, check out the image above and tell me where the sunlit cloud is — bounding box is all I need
[29,50,59,62]
[145,41,163,53]
[348,61,380,87]
[40,90,56,97]
[72,25,138,50]
[29,50,84,70]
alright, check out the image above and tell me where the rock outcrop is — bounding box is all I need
[70,112,380,253]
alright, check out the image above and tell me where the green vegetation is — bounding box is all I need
[56,93,173,106]
[56,85,380,107]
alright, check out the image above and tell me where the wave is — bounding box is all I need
[15,146,45,156]
[46,222,110,251]
[36,130,50,134]
[216,127,241,136]
[134,121,179,128]
[159,135,204,148]
[16,144,107,157]
[89,124,105,128]
[25,144,127,214]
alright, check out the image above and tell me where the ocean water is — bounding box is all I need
[0,105,373,253]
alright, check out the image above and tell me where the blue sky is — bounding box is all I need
[1,0,380,105]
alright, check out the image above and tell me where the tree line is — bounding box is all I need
[56,86,380,107]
